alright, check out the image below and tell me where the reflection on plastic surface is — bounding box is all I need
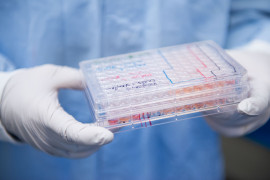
[80,41,249,132]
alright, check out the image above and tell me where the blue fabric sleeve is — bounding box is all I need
[0,53,14,71]
[226,0,270,48]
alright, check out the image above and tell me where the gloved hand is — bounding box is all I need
[205,41,270,137]
[0,64,114,158]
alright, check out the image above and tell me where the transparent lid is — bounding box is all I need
[80,41,249,131]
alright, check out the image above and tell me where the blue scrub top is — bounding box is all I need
[0,0,270,179]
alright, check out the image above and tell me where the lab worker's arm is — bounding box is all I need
[205,40,270,136]
[205,0,270,137]
[0,63,114,158]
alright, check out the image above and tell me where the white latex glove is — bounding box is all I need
[0,65,114,158]
[205,40,270,137]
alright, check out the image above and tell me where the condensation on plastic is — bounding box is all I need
[80,41,249,132]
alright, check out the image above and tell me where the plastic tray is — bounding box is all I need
[80,41,249,132]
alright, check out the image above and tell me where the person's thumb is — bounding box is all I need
[49,65,84,90]
[238,82,269,115]
[48,106,114,147]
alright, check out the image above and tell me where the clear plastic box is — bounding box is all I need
[80,41,249,132]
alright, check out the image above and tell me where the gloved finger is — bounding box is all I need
[45,123,114,155]
[64,122,114,146]
[41,140,100,158]
[50,65,84,90]
[44,129,103,154]
[48,107,114,147]
[238,81,269,115]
